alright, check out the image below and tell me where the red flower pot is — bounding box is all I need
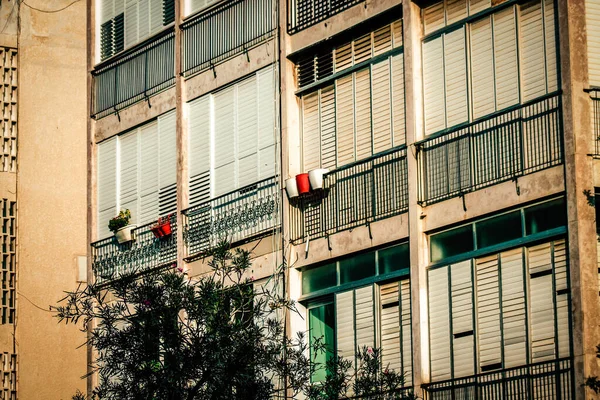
[296,173,310,194]
[151,226,164,238]
[160,222,172,236]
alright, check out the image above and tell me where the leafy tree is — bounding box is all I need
[57,241,415,400]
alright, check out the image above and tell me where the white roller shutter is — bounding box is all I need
[553,240,569,358]
[336,291,355,376]
[336,74,355,166]
[372,59,392,154]
[429,266,452,380]
[391,53,406,147]
[355,285,375,351]
[444,28,468,128]
[543,0,558,93]
[119,131,139,224]
[257,67,276,180]
[355,69,372,161]
[158,111,177,216]
[150,0,162,33]
[213,87,236,196]
[97,138,118,239]
[237,76,258,188]
[400,280,412,385]
[380,282,401,372]
[188,95,211,207]
[320,86,336,170]
[500,248,527,368]
[137,0,149,41]
[494,7,520,110]
[451,260,474,378]
[476,254,501,371]
[139,122,159,224]
[528,241,556,362]
[586,0,600,86]
[124,0,139,48]
[423,37,445,135]
[302,92,320,171]
[519,0,547,102]
[470,16,495,119]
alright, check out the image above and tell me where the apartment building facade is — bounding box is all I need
[88,0,600,398]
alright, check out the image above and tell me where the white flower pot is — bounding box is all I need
[308,168,329,190]
[285,177,299,199]
[115,225,136,244]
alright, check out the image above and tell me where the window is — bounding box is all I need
[422,0,558,134]
[308,301,335,382]
[299,20,405,171]
[428,239,570,381]
[99,0,175,61]
[97,111,177,239]
[187,67,277,205]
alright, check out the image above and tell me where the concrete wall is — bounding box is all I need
[15,0,88,398]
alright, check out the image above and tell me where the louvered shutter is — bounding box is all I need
[213,87,236,196]
[500,248,527,368]
[150,0,162,33]
[97,138,117,239]
[428,266,452,380]
[188,95,211,207]
[100,20,115,61]
[334,42,352,73]
[423,2,445,35]
[139,122,159,224]
[469,0,490,15]
[137,0,149,41]
[302,92,320,171]
[392,20,403,48]
[446,0,467,25]
[519,0,547,102]
[336,74,355,166]
[400,280,412,385]
[257,67,276,180]
[553,240,569,358]
[380,282,401,372]
[158,111,177,216]
[355,285,375,351]
[237,76,258,188]
[336,291,355,375]
[586,0,600,86]
[528,241,556,362]
[320,86,336,170]
[355,69,372,161]
[476,254,501,371]
[470,16,495,119]
[373,25,392,57]
[189,0,208,15]
[162,0,175,25]
[391,53,405,147]
[494,7,519,110]
[114,13,125,54]
[353,34,372,65]
[124,0,139,48]
[543,0,558,92]
[451,260,474,378]
[423,37,445,135]
[444,28,468,128]
[119,131,139,224]
[372,59,392,154]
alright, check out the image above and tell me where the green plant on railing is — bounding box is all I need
[108,209,131,233]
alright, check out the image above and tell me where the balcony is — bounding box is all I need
[418,93,563,205]
[182,176,279,258]
[91,214,177,284]
[181,0,275,77]
[290,147,408,243]
[422,358,573,399]
[287,0,364,34]
[92,29,175,119]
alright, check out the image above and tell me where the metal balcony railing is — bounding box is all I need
[418,93,563,205]
[91,214,177,284]
[288,0,364,34]
[181,0,275,77]
[290,147,408,244]
[422,358,573,399]
[588,89,600,155]
[92,29,175,119]
[182,176,279,257]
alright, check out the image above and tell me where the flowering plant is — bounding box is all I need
[108,209,131,233]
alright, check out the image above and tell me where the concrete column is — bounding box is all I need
[403,0,429,394]
[557,0,600,398]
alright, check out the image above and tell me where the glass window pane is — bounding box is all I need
[302,263,336,295]
[525,198,566,235]
[309,303,335,382]
[430,225,474,263]
[476,211,522,249]
[378,243,410,275]
[339,251,376,284]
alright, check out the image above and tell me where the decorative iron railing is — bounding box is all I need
[181,0,275,77]
[588,89,600,155]
[422,358,573,400]
[91,214,177,284]
[418,93,563,205]
[182,176,279,257]
[288,0,364,34]
[92,28,175,119]
[290,147,408,244]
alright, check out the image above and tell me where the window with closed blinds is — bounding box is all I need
[586,0,600,86]
[422,0,558,135]
[187,67,277,205]
[96,110,177,239]
[428,239,570,381]
[99,0,175,61]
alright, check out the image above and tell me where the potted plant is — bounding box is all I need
[108,209,136,244]
[150,214,173,238]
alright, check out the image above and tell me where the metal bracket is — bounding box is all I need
[327,234,332,251]
[367,221,373,240]
[461,194,467,212]
[146,95,152,109]
[210,63,217,79]
[244,47,250,63]
[304,236,310,259]
[513,177,520,196]
[115,108,121,122]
